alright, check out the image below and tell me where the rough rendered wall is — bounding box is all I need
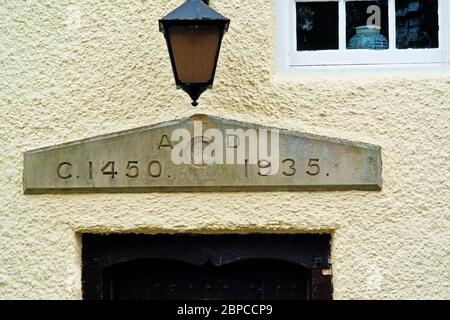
[0,0,449,299]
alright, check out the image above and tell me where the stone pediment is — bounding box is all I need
[23,114,382,193]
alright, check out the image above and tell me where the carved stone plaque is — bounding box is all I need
[23,114,382,193]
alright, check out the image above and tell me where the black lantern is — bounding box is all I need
[159,0,230,106]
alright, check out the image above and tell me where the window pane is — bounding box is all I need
[396,0,439,49]
[346,0,389,50]
[296,2,339,51]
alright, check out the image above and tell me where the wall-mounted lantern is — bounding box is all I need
[159,0,230,106]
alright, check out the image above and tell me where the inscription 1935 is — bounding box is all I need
[56,158,323,181]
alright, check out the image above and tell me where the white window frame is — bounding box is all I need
[276,0,450,70]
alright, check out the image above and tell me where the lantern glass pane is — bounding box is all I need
[168,24,221,84]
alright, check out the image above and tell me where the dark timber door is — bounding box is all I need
[104,259,309,300]
[82,234,332,300]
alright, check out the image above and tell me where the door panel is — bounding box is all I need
[104,259,309,300]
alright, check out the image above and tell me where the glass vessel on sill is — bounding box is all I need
[348,25,388,50]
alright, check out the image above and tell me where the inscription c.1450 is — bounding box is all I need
[23,114,382,193]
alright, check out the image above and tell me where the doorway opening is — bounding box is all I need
[82,234,332,300]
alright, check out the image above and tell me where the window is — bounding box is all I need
[276,0,449,68]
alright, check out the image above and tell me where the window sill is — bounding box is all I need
[274,62,450,79]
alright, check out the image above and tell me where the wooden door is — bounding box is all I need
[82,234,332,300]
[103,258,309,300]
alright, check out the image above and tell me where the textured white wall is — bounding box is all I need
[0,0,449,299]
